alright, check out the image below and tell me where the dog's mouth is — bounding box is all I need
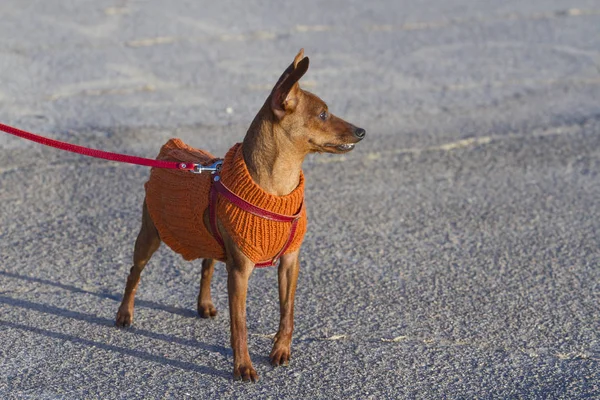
[325,143,355,153]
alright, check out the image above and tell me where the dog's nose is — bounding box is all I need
[354,127,366,140]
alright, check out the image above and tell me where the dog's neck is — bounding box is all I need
[242,105,306,196]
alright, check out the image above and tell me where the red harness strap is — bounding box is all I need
[0,123,195,171]
[209,175,303,267]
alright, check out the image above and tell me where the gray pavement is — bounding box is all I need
[1,0,599,398]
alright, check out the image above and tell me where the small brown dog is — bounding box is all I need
[115,49,365,382]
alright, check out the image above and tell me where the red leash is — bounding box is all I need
[1,122,302,267]
[0,122,196,171]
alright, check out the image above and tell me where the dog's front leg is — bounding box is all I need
[225,244,258,382]
[270,250,300,367]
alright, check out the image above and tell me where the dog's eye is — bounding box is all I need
[319,111,328,121]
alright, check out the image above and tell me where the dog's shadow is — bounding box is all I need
[0,270,231,379]
[0,270,199,318]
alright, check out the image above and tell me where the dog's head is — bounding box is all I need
[269,49,365,154]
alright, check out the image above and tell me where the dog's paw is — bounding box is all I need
[234,364,259,382]
[115,309,133,327]
[269,340,291,367]
[197,302,218,318]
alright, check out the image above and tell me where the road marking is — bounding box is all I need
[295,25,333,32]
[218,31,277,41]
[126,36,178,47]
[121,8,600,48]
[104,7,129,16]
[126,30,278,48]
[443,77,600,92]
[366,8,600,32]
[436,137,493,151]
[49,84,156,100]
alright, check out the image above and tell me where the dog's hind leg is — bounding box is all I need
[116,200,161,327]
[197,258,218,318]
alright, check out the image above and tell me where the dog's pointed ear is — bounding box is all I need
[293,48,305,68]
[270,49,310,120]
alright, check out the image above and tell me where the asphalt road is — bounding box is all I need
[1,1,599,398]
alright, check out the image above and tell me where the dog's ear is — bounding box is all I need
[293,48,305,68]
[270,49,310,120]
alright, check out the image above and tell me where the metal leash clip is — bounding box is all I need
[191,159,223,174]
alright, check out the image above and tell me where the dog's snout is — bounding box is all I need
[354,127,366,140]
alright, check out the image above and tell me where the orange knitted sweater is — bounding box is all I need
[144,139,307,264]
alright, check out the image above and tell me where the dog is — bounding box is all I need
[115,49,365,382]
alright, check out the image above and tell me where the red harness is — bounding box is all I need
[209,172,304,267]
[1,122,302,267]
